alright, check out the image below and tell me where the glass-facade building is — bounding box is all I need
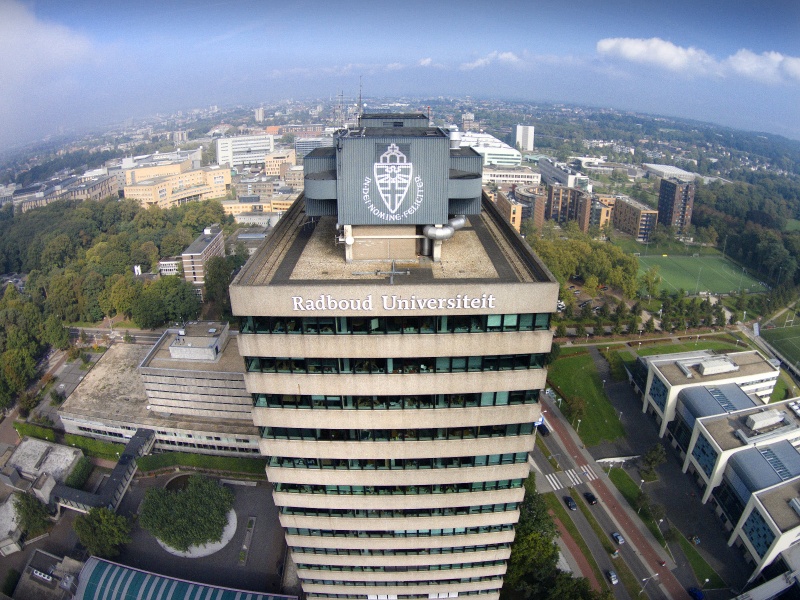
[230,114,557,599]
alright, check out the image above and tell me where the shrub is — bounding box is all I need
[63,434,125,461]
[65,457,93,489]
[13,422,55,442]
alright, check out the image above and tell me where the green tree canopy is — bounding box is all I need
[74,507,131,558]
[139,475,234,552]
[13,493,49,537]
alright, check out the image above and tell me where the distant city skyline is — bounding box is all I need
[2,0,800,148]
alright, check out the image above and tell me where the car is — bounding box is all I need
[600,286,609,291]
[573,290,581,295]
[564,496,577,511]
[606,570,619,585]
[611,531,625,544]
[583,492,597,505]
[687,588,705,600]
[580,300,591,307]
[537,423,550,437]
[568,285,576,290]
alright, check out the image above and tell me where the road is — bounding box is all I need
[69,326,164,345]
[534,396,687,600]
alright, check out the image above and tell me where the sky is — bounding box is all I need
[3,0,800,149]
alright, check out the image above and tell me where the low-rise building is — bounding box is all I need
[458,132,521,166]
[631,350,779,439]
[59,341,260,457]
[264,149,296,177]
[124,166,231,209]
[538,158,591,192]
[482,165,540,187]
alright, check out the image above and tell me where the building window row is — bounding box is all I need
[254,390,538,410]
[306,591,500,599]
[279,503,519,518]
[297,559,506,572]
[240,313,550,335]
[291,543,510,556]
[269,452,529,470]
[275,479,523,496]
[245,353,546,375]
[261,423,536,442]
[286,524,513,538]
[302,576,503,587]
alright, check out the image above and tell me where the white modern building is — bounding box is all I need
[217,134,276,168]
[515,125,535,152]
[482,165,541,187]
[642,163,697,182]
[631,350,779,439]
[458,132,521,167]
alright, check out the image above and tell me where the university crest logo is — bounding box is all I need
[374,144,413,214]
[362,144,424,222]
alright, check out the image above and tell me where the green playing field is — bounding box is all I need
[637,254,768,295]
[761,322,800,369]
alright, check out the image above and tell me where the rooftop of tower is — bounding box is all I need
[233,192,556,289]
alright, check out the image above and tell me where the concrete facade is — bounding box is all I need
[230,114,557,599]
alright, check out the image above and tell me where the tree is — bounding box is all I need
[74,507,131,558]
[641,443,667,477]
[555,323,567,338]
[204,256,233,306]
[42,314,70,349]
[13,493,49,537]
[139,475,234,552]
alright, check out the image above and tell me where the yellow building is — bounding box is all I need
[124,167,231,209]
[494,191,523,232]
[264,150,296,177]
[124,159,192,185]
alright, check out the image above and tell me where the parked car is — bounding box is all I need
[568,285,576,290]
[564,496,577,511]
[607,570,619,585]
[611,531,625,544]
[600,286,609,291]
[583,492,597,505]
[537,423,550,437]
[687,588,705,600]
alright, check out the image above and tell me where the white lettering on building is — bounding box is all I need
[290,293,496,311]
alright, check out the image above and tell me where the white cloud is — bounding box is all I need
[724,49,800,83]
[418,57,432,67]
[460,51,521,70]
[596,37,717,73]
[597,37,800,85]
[386,62,405,71]
[0,1,92,85]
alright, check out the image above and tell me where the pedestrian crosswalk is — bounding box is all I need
[544,464,599,491]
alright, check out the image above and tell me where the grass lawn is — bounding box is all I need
[542,492,609,591]
[761,324,800,370]
[636,338,743,357]
[771,375,792,402]
[676,531,725,589]
[547,354,624,446]
[637,254,766,295]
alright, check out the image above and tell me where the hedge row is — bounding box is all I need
[13,422,55,442]
[136,452,267,475]
[63,434,125,461]
[64,456,93,489]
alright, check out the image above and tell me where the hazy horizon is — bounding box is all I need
[3,0,800,148]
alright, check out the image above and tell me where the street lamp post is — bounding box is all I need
[576,419,581,434]
[548,454,561,470]
[639,478,645,490]
[639,574,659,596]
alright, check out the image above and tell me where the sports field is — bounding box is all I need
[761,323,800,369]
[637,254,768,295]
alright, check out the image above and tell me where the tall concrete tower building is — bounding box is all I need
[230,113,557,599]
[515,125,535,152]
[657,178,694,234]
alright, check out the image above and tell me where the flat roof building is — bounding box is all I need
[182,225,224,297]
[515,125,535,152]
[59,341,260,457]
[458,132,521,167]
[216,134,275,168]
[612,196,658,242]
[230,113,557,598]
[631,350,779,439]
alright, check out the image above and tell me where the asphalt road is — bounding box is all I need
[534,400,683,599]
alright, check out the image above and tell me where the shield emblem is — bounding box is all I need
[373,144,413,214]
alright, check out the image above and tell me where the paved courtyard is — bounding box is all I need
[116,474,286,594]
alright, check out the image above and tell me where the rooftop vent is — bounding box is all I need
[698,357,739,376]
[746,410,784,431]
[790,497,800,519]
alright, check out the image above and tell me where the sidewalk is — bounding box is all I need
[552,514,602,591]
